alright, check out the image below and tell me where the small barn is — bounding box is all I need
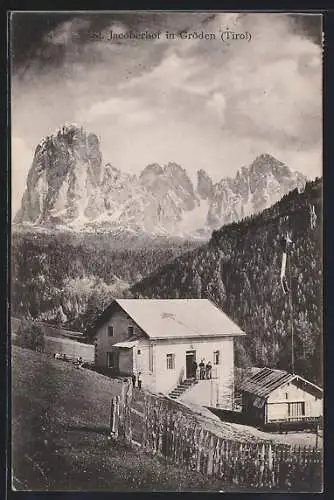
[239,367,323,427]
[92,298,245,408]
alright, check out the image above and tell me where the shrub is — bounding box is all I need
[15,320,45,352]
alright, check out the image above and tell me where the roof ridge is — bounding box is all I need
[94,298,245,339]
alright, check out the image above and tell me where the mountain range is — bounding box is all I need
[15,123,306,238]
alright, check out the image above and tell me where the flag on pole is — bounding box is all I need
[310,204,317,229]
[280,232,292,294]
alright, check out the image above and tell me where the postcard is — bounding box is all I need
[10,11,323,492]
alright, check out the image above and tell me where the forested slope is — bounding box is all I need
[11,231,201,331]
[131,179,322,384]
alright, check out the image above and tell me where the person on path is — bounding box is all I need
[131,373,136,388]
[137,372,142,389]
[199,359,205,380]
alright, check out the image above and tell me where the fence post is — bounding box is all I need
[207,433,215,476]
[213,436,220,476]
[124,380,133,444]
[268,443,273,488]
[118,384,125,441]
[315,424,319,449]
[201,430,209,475]
[110,396,117,436]
[143,393,149,449]
[196,427,203,472]
[110,395,120,439]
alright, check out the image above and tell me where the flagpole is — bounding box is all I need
[288,252,295,374]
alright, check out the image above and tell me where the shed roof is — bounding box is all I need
[113,340,139,349]
[239,367,323,400]
[96,299,245,339]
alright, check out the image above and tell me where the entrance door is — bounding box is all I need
[107,350,119,372]
[186,351,196,379]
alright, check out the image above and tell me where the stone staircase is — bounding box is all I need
[168,379,198,399]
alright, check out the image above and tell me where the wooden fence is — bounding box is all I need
[110,382,322,492]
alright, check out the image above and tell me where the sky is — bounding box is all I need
[11,12,323,215]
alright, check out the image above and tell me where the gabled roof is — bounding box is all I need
[95,299,245,339]
[239,367,323,401]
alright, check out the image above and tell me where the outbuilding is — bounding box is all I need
[239,367,323,427]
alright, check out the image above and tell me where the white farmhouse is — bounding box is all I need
[93,298,245,408]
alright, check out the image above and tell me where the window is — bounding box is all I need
[108,326,114,337]
[107,351,116,368]
[128,326,134,337]
[137,349,141,355]
[288,402,305,418]
[166,353,175,370]
[285,393,289,400]
[213,350,220,365]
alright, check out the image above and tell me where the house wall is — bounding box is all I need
[133,339,156,390]
[265,380,323,423]
[154,337,235,407]
[95,307,145,367]
[181,379,221,408]
[118,349,133,375]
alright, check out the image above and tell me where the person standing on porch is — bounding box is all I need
[199,359,205,380]
[206,361,212,379]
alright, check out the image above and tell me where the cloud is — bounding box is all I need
[207,92,226,124]
[44,17,92,46]
[11,12,322,208]
[76,96,157,126]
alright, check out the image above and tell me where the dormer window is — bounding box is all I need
[128,326,134,337]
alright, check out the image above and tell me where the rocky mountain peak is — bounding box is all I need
[16,124,103,224]
[206,154,306,229]
[103,163,122,183]
[197,169,213,200]
[15,124,307,237]
[249,154,288,178]
[139,163,164,188]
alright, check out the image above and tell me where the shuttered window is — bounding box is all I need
[128,326,134,337]
[213,350,220,365]
[288,402,305,417]
[166,353,175,370]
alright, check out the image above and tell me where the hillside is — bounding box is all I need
[11,231,200,331]
[12,346,214,490]
[11,346,254,491]
[131,179,322,384]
